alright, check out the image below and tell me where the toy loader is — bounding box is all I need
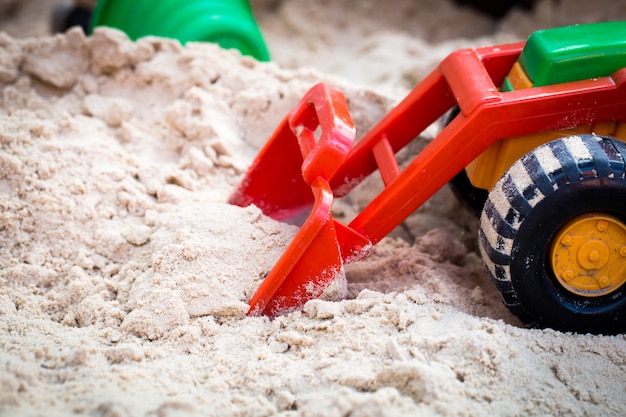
[229,22,626,335]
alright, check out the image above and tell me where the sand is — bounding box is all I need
[1,0,625,416]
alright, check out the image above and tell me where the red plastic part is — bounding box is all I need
[230,83,360,316]
[229,83,355,223]
[231,41,626,316]
[246,177,344,317]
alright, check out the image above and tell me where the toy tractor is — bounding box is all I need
[229,22,626,335]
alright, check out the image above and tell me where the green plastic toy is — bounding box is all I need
[90,0,270,61]
[502,21,626,91]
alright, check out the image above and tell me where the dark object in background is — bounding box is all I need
[453,0,538,17]
[61,5,91,33]
[51,1,93,34]
[0,0,19,18]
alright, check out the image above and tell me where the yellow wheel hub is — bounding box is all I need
[551,213,626,297]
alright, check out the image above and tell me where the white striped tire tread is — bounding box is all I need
[478,134,626,332]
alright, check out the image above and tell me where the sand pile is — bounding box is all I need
[1,0,625,416]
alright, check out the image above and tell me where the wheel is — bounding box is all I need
[449,169,489,216]
[444,106,489,216]
[479,134,626,334]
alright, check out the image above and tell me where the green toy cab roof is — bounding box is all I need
[519,21,626,87]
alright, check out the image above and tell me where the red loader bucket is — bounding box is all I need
[229,83,358,316]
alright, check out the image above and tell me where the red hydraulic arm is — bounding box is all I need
[335,43,626,247]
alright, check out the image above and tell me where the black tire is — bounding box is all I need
[479,135,626,334]
[444,106,489,216]
[449,169,489,216]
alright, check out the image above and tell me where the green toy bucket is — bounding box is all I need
[90,0,270,61]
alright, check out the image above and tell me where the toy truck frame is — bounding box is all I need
[230,22,626,335]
